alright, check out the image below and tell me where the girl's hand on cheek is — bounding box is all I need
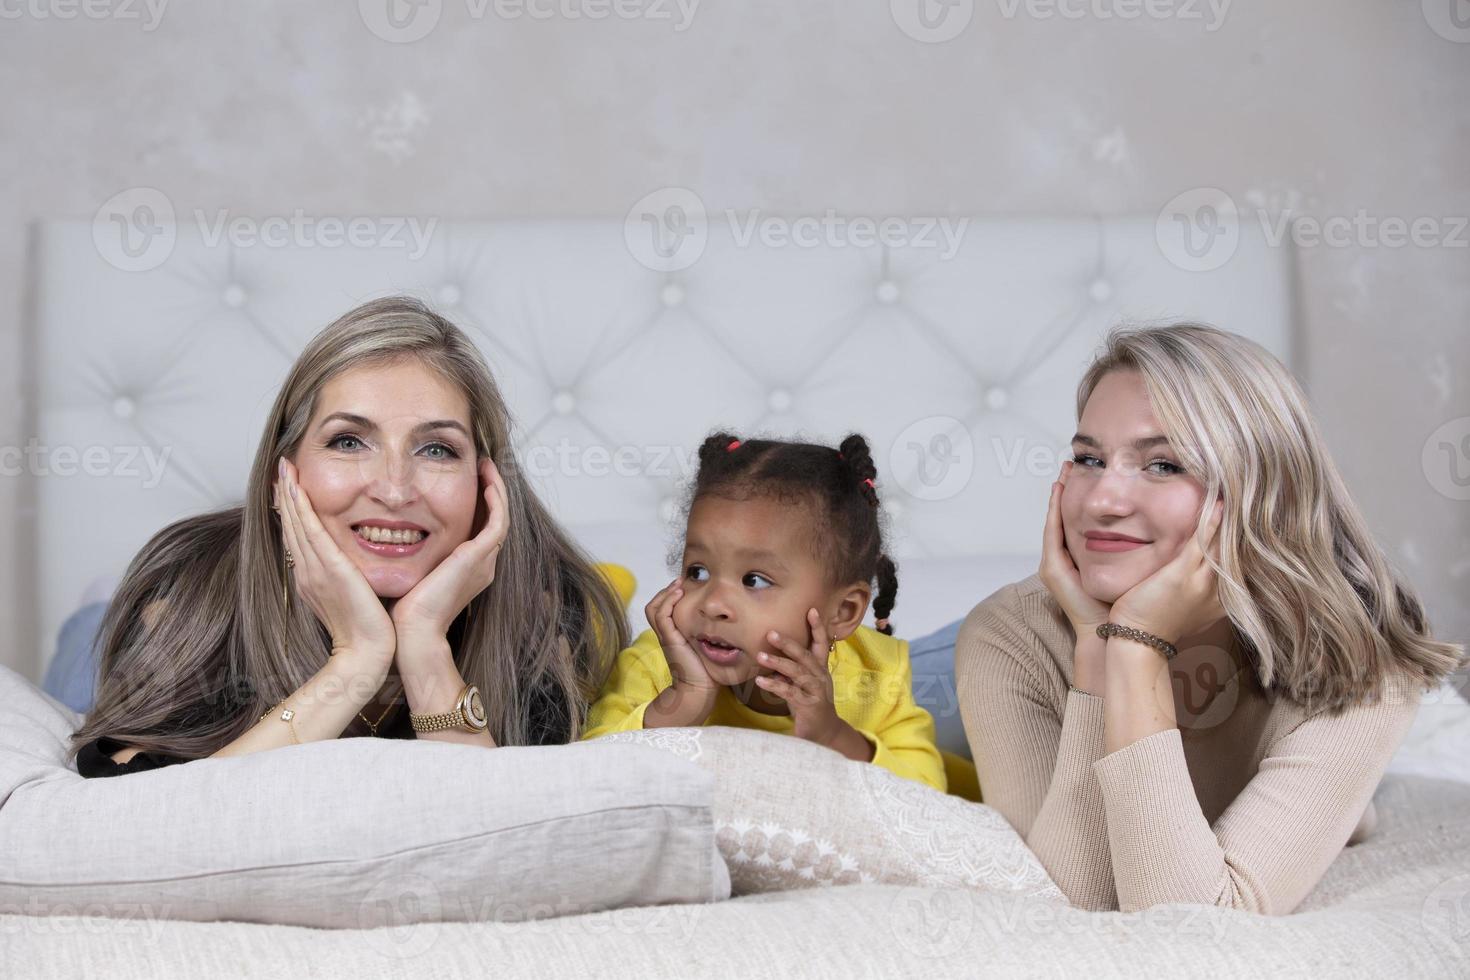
[646,579,717,693]
[276,458,396,669]
[1111,498,1228,644]
[758,609,845,746]
[1039,461,1113,635]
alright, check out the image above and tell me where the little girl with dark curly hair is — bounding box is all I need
[583,431,945,792]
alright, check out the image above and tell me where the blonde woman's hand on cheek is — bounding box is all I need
[1039,461,1112,694]
[277,458,396,668]
[641,579,719,728]
[391,457,509,658]
[759,610,873,763]
[1039,460,1113,635]
[1110,498,1227,645]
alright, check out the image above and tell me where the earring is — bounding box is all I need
[828,638,836,654]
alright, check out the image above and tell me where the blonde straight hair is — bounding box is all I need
[70,296,628,760]
[1077,322,1463,712]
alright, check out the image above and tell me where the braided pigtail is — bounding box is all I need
[837,434,879,508]
[872,554,899,635]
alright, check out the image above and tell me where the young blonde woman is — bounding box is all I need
[70,296,628,775]
[957,323,1463,915]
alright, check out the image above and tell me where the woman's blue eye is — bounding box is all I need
[686,565,709,583]
[743,573,773,590]
[1074,454,1103,468]
[1147,459,1185,476]
[327,434,363,452]
[421,442,459,460]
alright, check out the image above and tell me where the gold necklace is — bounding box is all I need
[358,697,398,737]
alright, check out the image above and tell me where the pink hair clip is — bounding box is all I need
[727,439,742,452]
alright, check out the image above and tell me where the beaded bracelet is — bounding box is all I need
[258,700,301,744]
[1096,622,1179,660]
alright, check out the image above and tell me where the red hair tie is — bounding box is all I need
[727,439,742,452]
[862,478,875,489]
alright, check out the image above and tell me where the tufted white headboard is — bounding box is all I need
[28,216,1293,672]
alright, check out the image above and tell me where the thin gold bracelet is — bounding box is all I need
[259,700,301,744]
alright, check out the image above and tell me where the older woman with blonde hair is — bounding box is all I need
[70,296,628,774]
[957,322,1463,914]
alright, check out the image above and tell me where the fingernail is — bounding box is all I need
[289,481,297,500]
[768,631,779,642]
[278,458,285,478]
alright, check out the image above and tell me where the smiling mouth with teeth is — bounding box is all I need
[353,525,428,545]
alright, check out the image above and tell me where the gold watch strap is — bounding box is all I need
[410,684,480,733]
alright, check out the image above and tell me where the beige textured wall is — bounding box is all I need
[1,2,1466,682]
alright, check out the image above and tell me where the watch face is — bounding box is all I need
[465,687,488,730]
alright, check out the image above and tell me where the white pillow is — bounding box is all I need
[601,726,1064,902]
[0,665,729,928]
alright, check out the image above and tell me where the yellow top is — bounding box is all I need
[583,624,947,793]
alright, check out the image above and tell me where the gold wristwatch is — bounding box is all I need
[410,683,489,734]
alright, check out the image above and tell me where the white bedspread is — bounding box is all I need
[3,772,1466,979]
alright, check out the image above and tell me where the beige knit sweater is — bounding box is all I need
[955,574,1422,915]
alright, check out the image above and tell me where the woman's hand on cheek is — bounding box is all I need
[391,457,509,657]
[276,458,396,668]
[1110,498,1227,644]
[1039,461,1113,634]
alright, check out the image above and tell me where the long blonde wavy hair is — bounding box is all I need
[70,296,628,760]
[1077,322,1463,711]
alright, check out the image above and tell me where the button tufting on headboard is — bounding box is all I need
[30,216,1293,669]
